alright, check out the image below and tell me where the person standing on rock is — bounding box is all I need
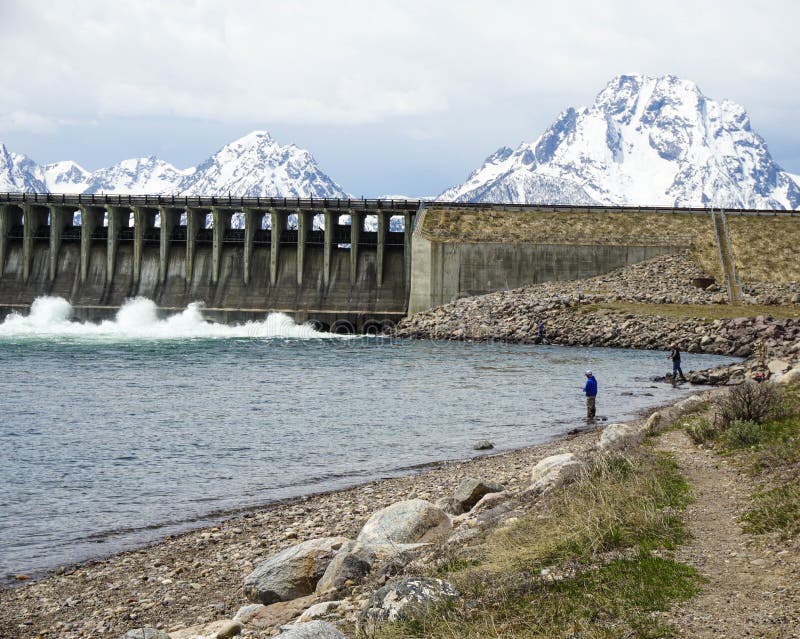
[537,321,545,343]
[583,370,597,420]
[668,344,687,383]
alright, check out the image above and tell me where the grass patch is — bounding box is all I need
[685,384,800,538]
[742,480,800,537]
[375,555,700,639]
[485,454,690,572]
[364,452,697,638]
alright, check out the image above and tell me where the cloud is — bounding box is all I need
[0,111,58,134]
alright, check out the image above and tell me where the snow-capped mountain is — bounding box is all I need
[441,74,800,209]
[0,144,47,192]
[183,131,346,198]
[0,131,347,199]
[42,161,92,194]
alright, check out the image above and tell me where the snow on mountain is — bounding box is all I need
[181,131,347,199]
[0,144,47,192]
[0,131,347,200]
[42,161,92,194]
[82,156,193,195]
[441,74,800,210]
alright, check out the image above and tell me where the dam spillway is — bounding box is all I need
[2,192,799,329]
[0,193,419,329]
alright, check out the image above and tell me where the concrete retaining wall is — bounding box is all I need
[408,234,687,315]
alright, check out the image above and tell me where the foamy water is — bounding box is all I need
[0,296,335,340]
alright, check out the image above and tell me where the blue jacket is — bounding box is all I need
[584,376,598,397]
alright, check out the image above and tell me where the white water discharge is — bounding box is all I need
[0,296,335,340]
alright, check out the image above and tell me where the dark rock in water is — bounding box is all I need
[472,440,494,450]
[620,391,634,396]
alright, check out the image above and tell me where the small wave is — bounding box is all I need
[0,296,337,341]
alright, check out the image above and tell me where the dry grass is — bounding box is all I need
[421,207,800,285]
[727,216,800,282]
[364,452,699,638]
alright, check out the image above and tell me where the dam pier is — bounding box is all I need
[1,192,799,329]
[0,193,418,330]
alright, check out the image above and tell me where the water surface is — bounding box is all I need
[0,297,738,582]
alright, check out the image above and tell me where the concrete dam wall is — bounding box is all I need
[2,194,798,327]
[0,195,417,329]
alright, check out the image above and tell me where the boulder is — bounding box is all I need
[644,411,662,434]
[451,478,505,513]
[169,620,242,639]
[470,490,510,515]
[434,496,463,516]
[472,440,494,450]
[776,367,800,386]
[356,499,451,547]
[234,596,316,629]
[297,600,342,623]
[243,537,349,604]
[119,629,170,639]
[359,577,460,627]
[315,550,371,596]
[768,359,791,374]
[598,423,644,451]
[274,621,348,638]
[528,453,583,495]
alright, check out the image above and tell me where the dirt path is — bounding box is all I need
[656,429,800,638]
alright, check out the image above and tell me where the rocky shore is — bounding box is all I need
[396,252,800,384]
[5,251,800,638]
[0,430,601,638]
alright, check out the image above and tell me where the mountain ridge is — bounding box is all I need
[439,74,800,210]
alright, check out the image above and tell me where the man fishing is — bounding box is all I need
[668,343,687,383]
[583,370,597,420]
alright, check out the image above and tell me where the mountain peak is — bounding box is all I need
[441,74,799,210]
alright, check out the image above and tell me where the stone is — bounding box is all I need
[767,359,791,374]
[644,411,662,434]
[451,477,505,513]
[236,595,317,629]
[776,367,800,386]
[169,620,242,639]
[297,600,342,623]
[359,577,460,627]
[274,621,348,638]
[472,440,494,450]
[243,537,349,604]
[598,423,644,451]
[470,490,510,515]
[233,604,264,623]
[528,453,584,495]
[356,499,451,547]
[315,551,371,596]
[119,629,170,639]
[434,496,463,515]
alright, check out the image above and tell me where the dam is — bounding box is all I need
[1,192,799,329]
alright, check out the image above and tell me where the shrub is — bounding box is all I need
[721,420,763,448]
[685,417,720,444]
[715,381,789,429]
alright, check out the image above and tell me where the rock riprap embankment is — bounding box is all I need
[396,252,800,384]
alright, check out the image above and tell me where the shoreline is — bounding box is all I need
[0,409,641,638]
[0,375,705,590]
[0,417,609,589]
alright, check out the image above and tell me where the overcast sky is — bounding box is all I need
[0,0,798,196]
